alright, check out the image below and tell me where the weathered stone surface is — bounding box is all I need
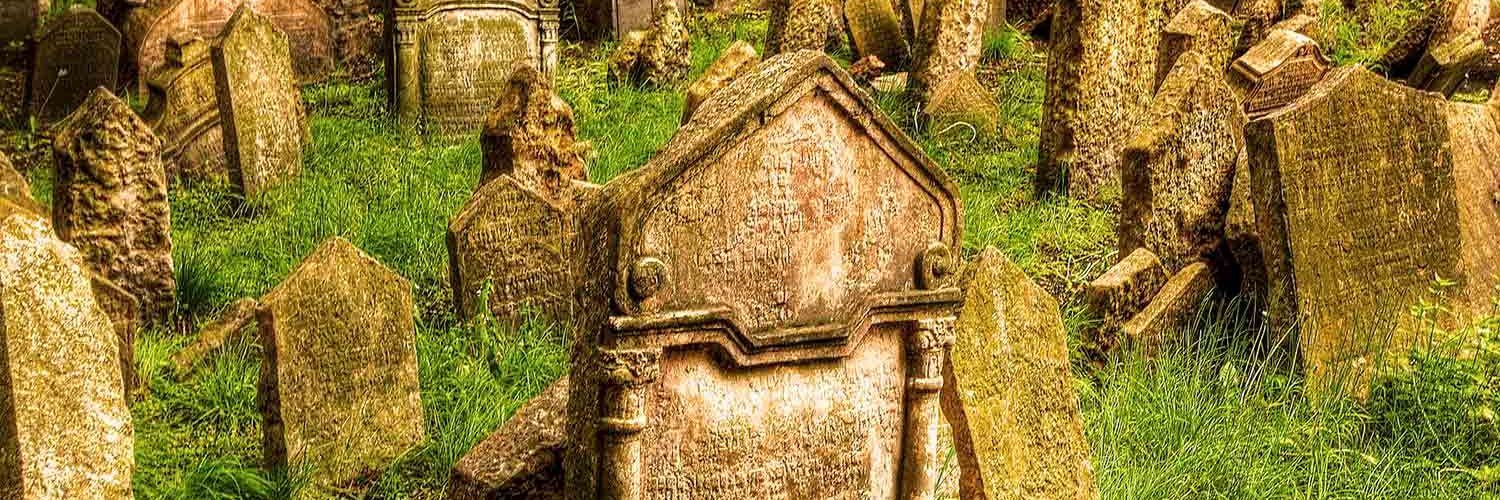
[766,0,843,55]
[608,30,648,82]
[1231,0,1319,54]
[386,0,560,136]
[566,52,963,499]
[482,63,590,196]
[170,297,258,380]
[0,0,43,45]
[52,88,176,327]
[258,237,425,489]
[1084,248,1167,356]
[575,0,686,39]
[637,1,691,84]
[1119,261,1213,355]
[214,6,307,198]
[1155,0,1233,90]
[1408,28,1487,97]
[924,71,1000,138]
[0,151,39,213]
[849,54,887,83]
[1378,0,1488,79]
[0,206,134,500]
[1224,146,1264,297]
[448,175,575,324]
[30,7,120,124]
[448,377,569,500]
[942,247,1099,500]
[90,273,142,401]
[0,44,27,128]
[845,0,909,69]
[124,0,335,89]
[143,36,226,183]
[908,0,984,98]
[682,40,760,124]
[1231,28,1329,118]
[312,0,382,78]
[1121,50,1244,274]
[1247,66,1500,388]
[1037,0,1189,201]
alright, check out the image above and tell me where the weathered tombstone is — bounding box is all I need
[449,377,569,500]
[52,88,176,327]
[1118,261,1213,355]
[258,237,425,489]
[1037,0,1189,201]
[765,0,844,55]
[575,0,686,39]
[0,0,43,45]
[123,0,335,89]
[924,71,1000,139]
[213,5,307,197]
[1247,66,1500,389]
[942,248,1099,500]
[1084,247,1167,357]
[91,273,143,401]
[481,63,590,195]
[143,35,226,183]
[386,0,560,135]
[447,175,575,324]
[0,0,39,127]
[1231,0,1319,53]
[1155,0,1232,90]
[1120,49,1245,274]
[0,205,135,500]
[1378,0,1488,79]
[845,0,909,69]
[908,0,984,99]
[1407,28,1487,97]
[682,40,760,124]
[30,7,121,124]
[565,51,964,499]
[1230,28,1329,118]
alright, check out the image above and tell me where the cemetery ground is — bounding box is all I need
[10,5,1499,499]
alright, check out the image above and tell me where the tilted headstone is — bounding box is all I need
[213,5,307,197]
[574,0,685,39]
[942,247,1099,500]
[1118,261,1213,356]
[143,36,226,183]
[481,63,590,194]
[1377,0,1488,79]
[1037,0,1189,201]
[449,377,569,500]
[908,0,984,99]
[1247,66,1500,389]
[30,7,120,124]
[845,0,908,69]
[1155,0,1233,90]
[565,52,964,499]
[0,205,135,500]
[682,40,759,124]
[52,88,176,327]
[1084,247,1167,358]
[447,175,576,324]
[606,2,690,85]
[765,0,844,55]
[123,0,334,89]
[387,0,560,135]
[257,237,425,489]
[1230,28,1329,118]
[1407,28,1487,97]
[924,71,1000,139]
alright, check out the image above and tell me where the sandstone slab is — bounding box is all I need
[258,237,425,489]
[1156,0,1233,89]
[924,70,1000,139]
[213,5,308,197]
[845,0,908,69]
[90,274,142,401]
[124,0,334,89]
[170,297,258,380]
[766,0,844,55]
[1084,247,1167,356]
[481,63,590,196]
[908,0,984,98]
[1119,261,1213,355]
[682,40,760,124]
[30,7,120,124]
[1231,28,1329,118]
[448,175,576,325]
[449,377,569,500]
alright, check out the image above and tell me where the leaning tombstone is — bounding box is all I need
[312,0,383,77]
[386,0,561,135]
[481,63,591,194]
[1155,0,1233,90]
[52,87,176,327]
[1230,28,1330,118]
[449,377,569,500]
[29,7,121,125]
[258,237,425,490]
[1406,28,1487,97]
[844,0,908,69]
[1247,66,1500,391]
[0,203,135,500]
[574,0,686,39]
[123,0,335,89]
[942,247,1099,500]
[447,175,576,324]
[908,0,985,99]
[213,5,307,197]
[924,71,1001,139]
[565,51,964,499]
[1083,247,1168,358]
[682,40,760,124]
[143,36,227,183]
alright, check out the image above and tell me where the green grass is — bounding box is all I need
[9,9,1493,499]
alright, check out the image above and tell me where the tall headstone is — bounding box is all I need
[258,237,426,489]
[387,0,560,135]
[908,0,985,98]
[447,175,576,324]
[143,36,226,183]
[565,52,964,499]
[1037,0,1189,201]
[481,63,590,194]
[123,0,334,89]
[213,6,307,197]
[942,248,1098,500]
[52,88,176,327]
[845,0,909,68]
[1230,28,1329,118]
[575,0,686,39]
[0,205,135,500]
[30,7,121,124]
[1247,66,1500,389]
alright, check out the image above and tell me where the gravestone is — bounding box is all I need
[942,247,1098,500]
[1084,247,1167,357]
[0,0,39,127]
[1231,0,1320,53]
[0,0,43,45]
[1247,66,1500,389]
[1378,0,1488,79]
[0,206,135,500]
[682,40,759,124]
[924,71,1000,138]
[1230,28,1329,118]
[258,237,425,489]
[447,175,575,324]
[766,0,844,55]
[908,0,985,98]
[1119,262,1213,355]
[575,0,686,39]
[449,377,569,500]
[30,7,121,124]
[213,6,307,197]
[565,51,964,499]
[91,274,142,401]
[143,36,226,183]
[123,0,334,89]
[1155,0,1232,90]
[1037,0,1189,201]
[387,0,560,135]
[1120,49,1244,274]
[52,88,176,327]
[609,1,690,86]
[845,0,908,68]
[481,63,590,195]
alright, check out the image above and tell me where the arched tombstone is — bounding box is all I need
[124,0,333,90]
[30,7,121,124]
[564,52,964,499]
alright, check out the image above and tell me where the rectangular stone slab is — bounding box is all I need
[30,7,120,124]
[213,5,307,197]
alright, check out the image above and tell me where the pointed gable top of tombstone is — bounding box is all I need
[576,50,962,366]
[1165,0,1232,37]
[1233,28,1328,82]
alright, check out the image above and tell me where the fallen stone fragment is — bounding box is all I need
[849,54,887,83]
[924,71,1000,139]
[170,297,259,380]
[481,63,591,199]
[448,376,569,500]
[682,40,761,124]
[1120,262,1214,356]
[1408,28,1487,97]
[1085,248,1168,356]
